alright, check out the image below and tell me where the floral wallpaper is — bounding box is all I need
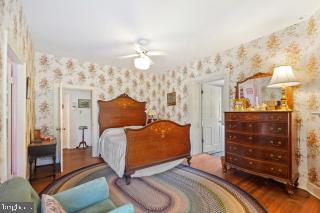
[159,9,320,196]
[34,52,161,137]
[0,0,35,181]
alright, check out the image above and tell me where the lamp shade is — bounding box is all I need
[268,66,300,88]
[134,56,151,70]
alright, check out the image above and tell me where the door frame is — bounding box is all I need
[1,30,27,181]
[187,73,230,155]
[53,84,98,166]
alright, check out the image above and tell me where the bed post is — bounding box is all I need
[124,169,133,185]
[125,175,131,185]
[187,156,192,166]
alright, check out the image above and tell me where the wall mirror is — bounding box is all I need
[235,72,282,107]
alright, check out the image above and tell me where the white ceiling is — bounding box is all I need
[21,0,320,73]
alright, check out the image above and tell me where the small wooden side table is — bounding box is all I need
[28,141,56,181]
[147,118,158,124]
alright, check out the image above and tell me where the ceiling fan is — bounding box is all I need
[118,39,167,70]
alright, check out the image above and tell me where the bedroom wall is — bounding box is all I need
[159,9,320,197]
[34,52,161,137]
[0,0,35,181]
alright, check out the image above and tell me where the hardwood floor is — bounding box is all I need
[31,148,103,193]
[31,149,320,213]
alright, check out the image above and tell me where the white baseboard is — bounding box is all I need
[306,181,320,200]
[298,176,320,199]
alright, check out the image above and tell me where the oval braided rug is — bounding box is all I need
[42,163,266,213]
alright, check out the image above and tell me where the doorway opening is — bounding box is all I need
[201,79,225,155]
[62,89,92,149]
[53,85,97,172]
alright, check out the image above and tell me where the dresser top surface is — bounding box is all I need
[225,111,292,113]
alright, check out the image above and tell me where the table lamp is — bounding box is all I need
[268,66,300,110]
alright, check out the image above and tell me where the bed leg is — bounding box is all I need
[125,175,131,185]
[187,156,192,166]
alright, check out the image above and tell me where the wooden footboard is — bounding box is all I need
[124,120,191,182]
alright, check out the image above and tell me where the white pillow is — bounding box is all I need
[102,126,143,136]
[41,194,66,213]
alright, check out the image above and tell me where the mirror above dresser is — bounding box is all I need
[234,72,283,110]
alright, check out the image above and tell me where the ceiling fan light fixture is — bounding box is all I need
[134,56,151,70]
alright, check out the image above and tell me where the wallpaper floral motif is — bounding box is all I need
[159,9,320,195]
[0,0,35,181]
[34,52,161,136]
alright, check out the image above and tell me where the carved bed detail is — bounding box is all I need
[149,122,174,138]
[98,94,191,184]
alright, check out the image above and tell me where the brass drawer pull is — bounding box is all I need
[248,136,253,140]
[270,140,282,147]
[277,127,282,132]
[270,127,274,131]
[249,161,253,165]
[270,154,282,161]
[277,116,282,120]
[270,167,283,173]
[230,157,238,161]
[248,149,253,152]
[229,135,237,140]
[228,124,237,128]
[248,123,253,128]
[231,115,238,119]
[228,146,238,151]
[269,115,274,120]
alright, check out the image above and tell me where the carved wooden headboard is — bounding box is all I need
[98,94,146,135]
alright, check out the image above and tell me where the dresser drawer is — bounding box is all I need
[226,121,288,136]
[226,143,288,164]
[226,153,288,179]
[225,132,288,150]
[225,112,289,122]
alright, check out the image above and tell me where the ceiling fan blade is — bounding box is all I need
[147,51,167,56]
[118,54,139,59]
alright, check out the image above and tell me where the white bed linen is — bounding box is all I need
[99,126,183,177]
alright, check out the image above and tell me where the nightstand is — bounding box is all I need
[147,118,158,124]
[28,141,56,181]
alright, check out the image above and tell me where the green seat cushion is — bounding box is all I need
[74,199,116,213]
[0,177,40,213]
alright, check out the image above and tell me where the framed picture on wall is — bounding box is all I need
[167,92,176,106]
[78,99,91,108]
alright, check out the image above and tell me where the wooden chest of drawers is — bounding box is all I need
[224,111,298,195]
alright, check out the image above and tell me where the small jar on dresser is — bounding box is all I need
[223,111,298,195]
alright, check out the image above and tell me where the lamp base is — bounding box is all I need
[280,87,291,111]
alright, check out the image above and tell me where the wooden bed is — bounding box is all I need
[98,94,191,184]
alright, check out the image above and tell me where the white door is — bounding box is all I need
[6,61,27,178]
[6,61,13,177]
[59,86,64,172]
[62,94,70,149]
[188,83,202,155]
[202,84,223,153]
[54,84,64,172]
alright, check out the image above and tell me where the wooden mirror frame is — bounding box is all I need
[234,72,294,109]
[235,72,272,99]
